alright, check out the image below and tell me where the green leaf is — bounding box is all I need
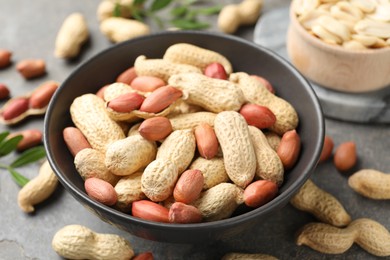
[195,5,222,15]
[171,6,188,17]
[0,135,23,156]
[10,146,46,168]
[8,167,30,187]
[113,3,121,17]
[170,19,209,30]
[150,0,173,12]
[131,8,145,21]
[0,131,10,145]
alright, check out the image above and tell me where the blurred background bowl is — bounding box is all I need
[287,5,390,93]
[44,31,324,244]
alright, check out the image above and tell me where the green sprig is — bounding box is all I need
[0,131,46,187]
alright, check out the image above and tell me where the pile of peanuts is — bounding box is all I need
[293,0,390,50]
[64,43,300,224]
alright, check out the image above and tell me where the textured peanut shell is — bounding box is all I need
[214,111,256,188]
[348,169,390,200]
[221,252,278,260]
[18,160,58,213]
[134,55,202,82]
[296,218,390,256]
[169,112,217,130]
[189,157,229,190]
[100,17,150,43]
[264,131,281,151]
[163,43,233,74]
[290,179,351,227]
[74,148,120,186]
[168,73,246,113]
[55,13,89,59]
[105,135,157,176]
[114,172,145,212]
[248,126,284,186]
[52,224,134,260]
[156,129,196,174]
[230,72,299,135]
[193,183,244,222]
[70,94,125,153]
[141,158,179,202]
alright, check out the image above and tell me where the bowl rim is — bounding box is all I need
[289,3,390,55]
[44,30,324,232]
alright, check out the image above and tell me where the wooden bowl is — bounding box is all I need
[287,6,390,93]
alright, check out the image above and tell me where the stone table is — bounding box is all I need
[0,0,389,259]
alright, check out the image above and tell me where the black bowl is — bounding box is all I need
[44,31,324,244]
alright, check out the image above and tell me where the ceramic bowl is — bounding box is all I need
[287,5,390,93]
[44,31,324,244]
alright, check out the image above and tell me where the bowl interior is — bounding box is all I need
[44,31,324,243]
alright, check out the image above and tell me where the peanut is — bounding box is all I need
[251,75,275,94]
[29,81,59,109]
[221,252,278,260]
[105,135,157,176]
[139,86,182,113]
[204,62,228,80]
[100,17,150,43]
[189,157,229,190]
[319,135,334,163]
[173,169,204,204]
[240,103,276,129]
[218,0,263,34]
[168,202,203,224]
[114,172,145,212]
[16,59,46,79]
[248,126,284,186]
[85,177,117,206]
[168,111,216,130]
[52,224,134,260]
[290,179,351,227]
[0,49,12,68]
[163,43,233,74]
[214,111,256,188]
[106,92,145,113]
[277,129,301,170]
[138,116,173,141]
[70,94,125,153]
[63,126,92,157]
[244,180,278,208]
[230,72,299,135]
[156,129,196,174]
[194,123,219,160]
[8,129,42,152]
[130,76,166,92]
[116,66,137,85]
[18,160,58,213]
[131,200,169,223]
[0,83,10,99]
[264,131,281,151]
[133,252,154,260]
[1,97,29,121]
[333,141,357,172]
[194,183,244,222]
[348,169,390,200]
[97,0,134,21]
[141,158,179,202]
[296,218,390,256]
[169,73,246,113]
[96,85,108,99]
[134,55,202,82]
[55,13,89,59]
[74,148,119,186]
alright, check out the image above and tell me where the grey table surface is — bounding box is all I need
[0,0,389,259]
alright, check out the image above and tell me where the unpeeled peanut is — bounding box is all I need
[18,160,58,213]
[52,224,134,260]
[290,179,351,227]
[114,172,145,212]
[214,111,256,188]
[16,59,46,79]
[296,218,390,256]
[85,177,117,206]
[100,17,150,43]
[348,169,390,200]
[169,111,217,130]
